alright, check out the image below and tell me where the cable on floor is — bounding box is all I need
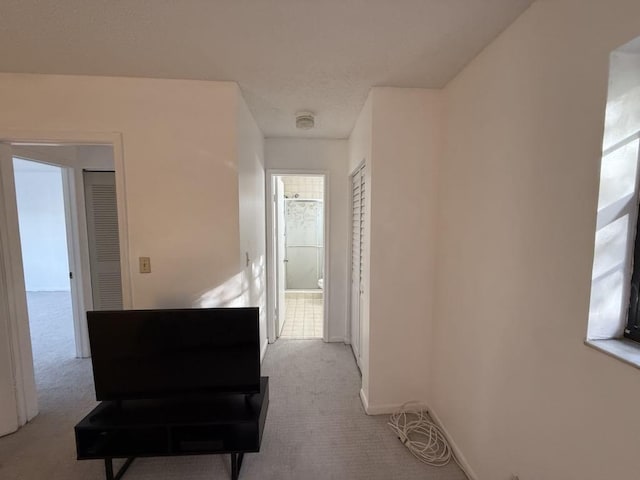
[388,402,460,468]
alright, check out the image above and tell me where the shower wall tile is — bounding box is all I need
[283,176,324,200]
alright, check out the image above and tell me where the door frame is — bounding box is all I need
[265,169,330,343]
[0,143,24,435]
[61,165,92,358]
[0,130,131,428]
[274,177,286,338]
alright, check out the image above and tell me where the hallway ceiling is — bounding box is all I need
[0,0,533,138]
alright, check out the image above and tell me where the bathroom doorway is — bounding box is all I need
[268,173,326,340]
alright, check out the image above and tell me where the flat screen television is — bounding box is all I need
[87,307,260,401]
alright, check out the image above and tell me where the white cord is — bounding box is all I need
[388,402,460,468]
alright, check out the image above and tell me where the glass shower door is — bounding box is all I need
[285,199,323,290]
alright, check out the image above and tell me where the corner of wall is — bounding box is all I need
[427,407,479,480]
[365,86,441,409]
[235,89,267,355]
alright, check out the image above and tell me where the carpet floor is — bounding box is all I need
[0,292,467,479]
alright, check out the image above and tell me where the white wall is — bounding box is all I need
[432,1,640,479]
[265,138,349,342]
[366,88,441,411]
[0,74,242,309]
[349,95,372,174]
[13,159,70,291]
[236,91,268,357]
[347,89,442,412]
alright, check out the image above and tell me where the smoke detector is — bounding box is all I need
[295,111,315,130]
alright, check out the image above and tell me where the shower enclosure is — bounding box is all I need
[285,198,324,290]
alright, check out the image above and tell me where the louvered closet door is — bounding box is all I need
[350,165,365,365]
[83,171,123,310]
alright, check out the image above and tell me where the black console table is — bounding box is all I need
[75,377,269,480]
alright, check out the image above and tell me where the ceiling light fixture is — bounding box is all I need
[295,111,315,130]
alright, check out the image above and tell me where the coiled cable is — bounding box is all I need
[388,402,460,468]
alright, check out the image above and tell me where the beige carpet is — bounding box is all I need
[0,292,467,479]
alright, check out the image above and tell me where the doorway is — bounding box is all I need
[268,173,327,341]
[0,139,125,436]
[12,158,76,400]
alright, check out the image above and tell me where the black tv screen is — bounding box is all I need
[87,307,260,401]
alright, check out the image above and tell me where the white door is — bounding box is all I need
[275,178,287,337]
[0,270,18,437]
[83,171,123,310]
[0,144,20,436]
[350,165,365,365]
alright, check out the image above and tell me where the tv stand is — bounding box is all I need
[75,377,269,480]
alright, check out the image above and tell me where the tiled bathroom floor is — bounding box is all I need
[280,291,323,338]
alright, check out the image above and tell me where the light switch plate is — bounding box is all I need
[139,256,151,273]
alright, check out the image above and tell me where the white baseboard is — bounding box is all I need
[328,336,345,343]
[359,388,370,413]
[357,391,477,480]
[359,391,428,415]
[260,338,269,363]
[426,407,478,480]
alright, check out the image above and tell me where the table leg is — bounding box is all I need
[104,457,135,480]
[231,452,244,480]
[105,458,114,480]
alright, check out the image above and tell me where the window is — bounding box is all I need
[587,36,640,350]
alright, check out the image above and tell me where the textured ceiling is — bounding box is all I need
[0,0,533,138]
